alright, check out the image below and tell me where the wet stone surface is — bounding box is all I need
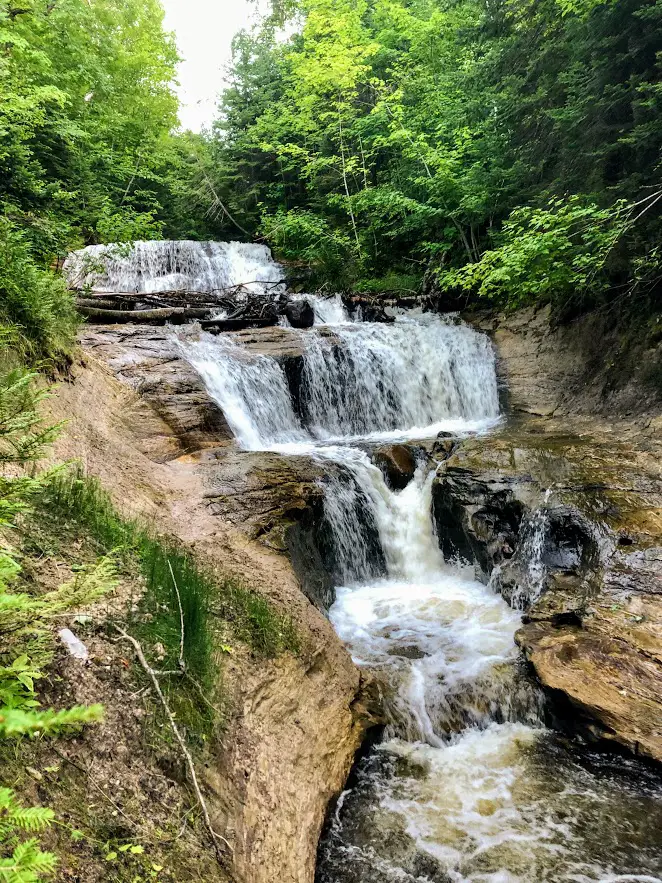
[431,420,662,761]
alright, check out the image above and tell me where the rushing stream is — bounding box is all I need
[151,241,662,883]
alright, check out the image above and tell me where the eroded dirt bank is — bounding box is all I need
[44,351,374,883]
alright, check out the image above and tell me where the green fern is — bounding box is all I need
[0,789,56,882]
[0,369,115,879]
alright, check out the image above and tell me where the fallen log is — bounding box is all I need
[77,305,215,325]
[200,316,279,331]
[76,297,138,310]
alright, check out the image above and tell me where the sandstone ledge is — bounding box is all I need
[432,425,662,762]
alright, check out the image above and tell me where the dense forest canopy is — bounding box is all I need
[209,0,662,316]
[0,0,214,358]
[1,0,661,359]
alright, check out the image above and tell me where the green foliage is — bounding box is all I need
[0,788,57,883]
[212,0,662,308]
[0,370,114,881]
[0,0,181,251]
[95,207,165,246]
[261,210,358,289]
[0,0,215,362]
[438,196,632,310]
[0,220,78,362]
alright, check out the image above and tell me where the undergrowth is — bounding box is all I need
[3,463,299,880]
[33,468,299,745]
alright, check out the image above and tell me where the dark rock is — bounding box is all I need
[431,469,524,570]
[432,430,662,763]
[373,444,418,490]
[341,295,394,323]
[285,298,315,329]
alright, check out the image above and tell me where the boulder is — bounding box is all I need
[342,295,394,323]
[431,428,662,762]
[285,298,315,329]
[373,444,418,490]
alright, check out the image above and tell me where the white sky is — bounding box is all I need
[162,0,266,132]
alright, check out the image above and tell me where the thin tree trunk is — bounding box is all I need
[339,112,361,252]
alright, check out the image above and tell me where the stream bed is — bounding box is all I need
[171,281,662,883]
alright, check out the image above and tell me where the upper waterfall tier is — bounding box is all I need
[64,240,285,295]
[177,314,500,450]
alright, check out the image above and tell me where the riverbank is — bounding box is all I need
[5,291,661,882]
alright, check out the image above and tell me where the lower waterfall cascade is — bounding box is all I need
[179,303,662,883]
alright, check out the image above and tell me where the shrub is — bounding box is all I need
[0,219,78,363]
[437,196,631,312]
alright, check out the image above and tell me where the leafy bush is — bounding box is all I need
[437,196,631,312]
[356,272,423,295]
[95,206,164,245]
[261,210,358,290]
[0,220,78,363]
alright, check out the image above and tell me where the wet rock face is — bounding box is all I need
[285,298,315,329]
[431,469,524,573]
[80,325,231,455]
[431,429,662,763]
[196,449,336,610]
[372,444,418,490]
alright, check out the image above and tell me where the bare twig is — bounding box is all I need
[168,559,185,672]
[114,625,231,862]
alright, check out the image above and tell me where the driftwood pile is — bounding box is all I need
[73,281,287,330]
[73,283,402,329]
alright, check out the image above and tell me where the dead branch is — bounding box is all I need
[76,305,214,324]
[114,625,231,863]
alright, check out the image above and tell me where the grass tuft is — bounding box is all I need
[38,467,299,686]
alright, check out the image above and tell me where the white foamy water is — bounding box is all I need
[327,460,538,742]
[301,315,499,439]
[64,239,285,295]
[319,458,662,882]
[176,333,307,450]
[170,266,662,883]
[177,313,499,449]
[286,293,353,325]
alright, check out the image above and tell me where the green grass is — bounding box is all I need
[38,467,299,671]
[31,467,300,743]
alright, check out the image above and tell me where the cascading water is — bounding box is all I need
[176,295,662,883]
[177,313,500,447]
[63,239,285,295]
[288,293,353,325]
[300,315,499,440]
[176,333,307,450]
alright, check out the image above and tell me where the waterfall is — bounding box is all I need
[63,240,285,295]
[175,333,306,450]
[287,293,352,325]
[325,455,540,740]
[170,276,657,883]
[300,315,499,439]
[176,315,499,449]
